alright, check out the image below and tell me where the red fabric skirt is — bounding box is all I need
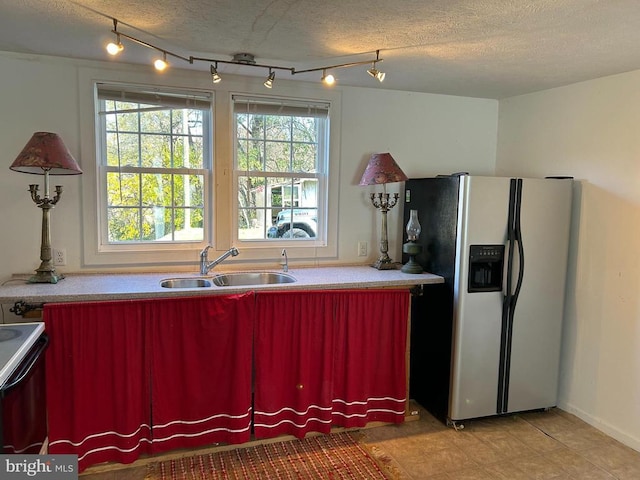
[253,289,409,439]
[44,293,254,472]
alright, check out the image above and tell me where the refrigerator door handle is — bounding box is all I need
[511,178,525,311]
[498,179,518,413]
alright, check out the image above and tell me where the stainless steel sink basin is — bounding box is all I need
[211,272,296,287]
[160,278,212,288]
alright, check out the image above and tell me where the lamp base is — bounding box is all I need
[372,256,397,270]
[28,269,64,284]
[401,257,423,274]
[401,242,423,274]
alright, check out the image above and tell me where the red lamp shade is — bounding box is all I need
[359,152,407,186]
[10,132,82,175]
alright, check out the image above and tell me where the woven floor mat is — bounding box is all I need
[145,432,401,480]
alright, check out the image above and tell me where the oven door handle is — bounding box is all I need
[1,334,49,394]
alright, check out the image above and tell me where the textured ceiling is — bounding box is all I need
[1,0,640,98]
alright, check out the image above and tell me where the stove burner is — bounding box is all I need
[0,328,21,343]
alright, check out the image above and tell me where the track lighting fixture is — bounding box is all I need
[105,19,124,56]
[264,69,275,89]
[105,18,387,86]
[321,70,335,86]
[154,53,168,71]
[210,63,221,84]
[366,50,385,82]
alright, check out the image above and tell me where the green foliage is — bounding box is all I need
[103,100,205,242]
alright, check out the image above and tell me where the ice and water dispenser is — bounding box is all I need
[468,245,505,292]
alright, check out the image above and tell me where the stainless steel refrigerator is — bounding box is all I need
[403,174,573,426]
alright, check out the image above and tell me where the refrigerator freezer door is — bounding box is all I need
[506,178,572,413]
[450,176,512,420]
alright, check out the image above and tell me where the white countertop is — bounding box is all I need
[0,266,443,304]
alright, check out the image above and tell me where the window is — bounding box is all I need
[96,84,212,247]
[233,95,329,243]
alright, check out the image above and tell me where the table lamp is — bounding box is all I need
[10,132,83,283]
[359,152,408,270]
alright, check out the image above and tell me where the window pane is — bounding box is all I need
[141,134,170,168]
[140,109,170,132]
[189,137,204,169]
[235,113,252,139]
[265,141,291,172]
[107,172,140,206]
[237,140,263,171]
[106,133,139,167]
[115,110,139,131]
[188,174,204,206]
[108,208,140,242]
[186,207,204,230]
[141,173,172,207]
[292,117,317,143]
[267,177,289,208]
[237,176,267,210]
[141,207,162,240]
[265,115,291,141]
[238,208,268,240]
[293,143,317,172]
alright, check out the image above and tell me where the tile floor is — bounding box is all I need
[80,404,640,479]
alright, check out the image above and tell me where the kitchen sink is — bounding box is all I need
[211,272,296,287]
[160,278,212,288]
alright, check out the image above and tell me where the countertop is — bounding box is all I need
[0,266,443,304]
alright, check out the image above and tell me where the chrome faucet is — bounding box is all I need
[281,249,288,272]
[200,246,239,274]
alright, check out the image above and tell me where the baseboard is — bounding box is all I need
[558,401,640,452]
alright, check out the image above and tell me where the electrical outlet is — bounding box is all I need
[53,248,67,266]
[357,241,368,257]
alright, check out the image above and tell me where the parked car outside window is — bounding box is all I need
[267,208,317,238]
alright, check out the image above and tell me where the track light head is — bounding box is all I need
[264,69,275,88]
[210,64,221,84]
[106,36,124,55]
[154,53,168,71]
[367,63,385,82]
[321,70,335,86]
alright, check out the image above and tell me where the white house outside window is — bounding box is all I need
[233,95,329,245]
[96,84,212,248]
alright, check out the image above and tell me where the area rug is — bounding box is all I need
[145,432,400,480]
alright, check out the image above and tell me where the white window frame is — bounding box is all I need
[231,94,330,249]
[95,83,212,251]
[79,67,341,268]
[80,73,215,267]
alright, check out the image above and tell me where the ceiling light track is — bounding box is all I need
[107,18,386,87]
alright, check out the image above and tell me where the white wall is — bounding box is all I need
[497,70,640,451]
[0,51,498,283]
[339,87,498,262]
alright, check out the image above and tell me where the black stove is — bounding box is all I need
[0,322,44,387]
[0,321,47,454]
